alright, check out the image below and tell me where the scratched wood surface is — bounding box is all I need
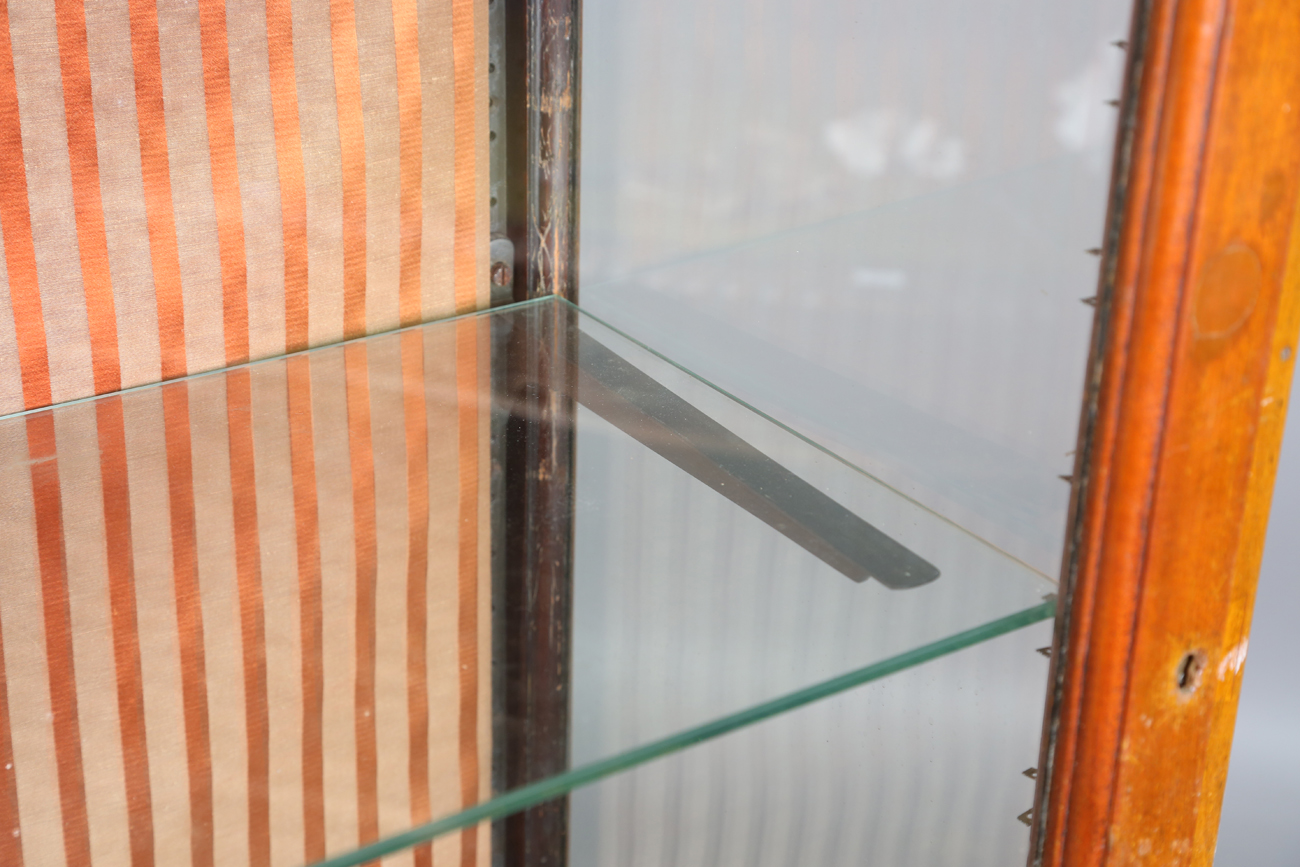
[1030,0,1300,865]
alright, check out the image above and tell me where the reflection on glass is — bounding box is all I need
[581,0,1131,572]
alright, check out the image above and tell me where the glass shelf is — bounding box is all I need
[0,297,1055,867]
[318,601,1053,867]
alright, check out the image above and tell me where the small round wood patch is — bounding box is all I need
[1193,242,1262,339]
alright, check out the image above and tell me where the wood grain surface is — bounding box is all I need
[1031,0,1300,865]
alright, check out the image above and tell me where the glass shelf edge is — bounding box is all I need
[308,597,1057,867]
[0,296,554,424]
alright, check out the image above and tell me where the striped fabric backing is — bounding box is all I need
[0,2,491,863]
[0,0,490,415]
[0,320,492,867]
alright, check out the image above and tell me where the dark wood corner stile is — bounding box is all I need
[497,0,582,864]
[1031,0,1300,865]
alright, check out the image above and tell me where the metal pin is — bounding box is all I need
[1106,99,1120,107]
[1113,40,1129,49]
[1023,767,1038,780]
[1087,247,1103,256]
[1037,647,1052,658]
[1081,296,1098,307]
[1017,808,1034,827]
[1058,474,1073,483]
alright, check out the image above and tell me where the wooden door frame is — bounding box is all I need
[1031,1,1300,864]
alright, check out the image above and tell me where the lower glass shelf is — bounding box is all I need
[0,296,1056,867]
[314,599,1054,867]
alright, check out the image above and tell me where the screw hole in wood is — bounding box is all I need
[1176,650,1206,695]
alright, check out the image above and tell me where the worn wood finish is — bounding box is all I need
[498,300,578,867]
[504,0,582,303]
[495,0,582,861]
[1031,1,1300,865]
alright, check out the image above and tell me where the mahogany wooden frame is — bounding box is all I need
[1031,1,1300,864]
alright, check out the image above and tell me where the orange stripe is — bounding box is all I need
[344,343,380,853]
[97,398,156,867]
[198,0,250,365]
[265,0,309,352]
[394,0,423,326]
[127,0,186,379]
[455,320,480,867]
[287,355,326,862]
[161,385,214,867]
[331,0,367,339]
[27,413,93,867]
[0,592,22,867]
[226,370,270,867]
[54,0,121,394]
[451,0,477,314]
[0,0,51,409]
[401,330,432,867]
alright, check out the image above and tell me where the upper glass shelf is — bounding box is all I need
[0,296,1054,867]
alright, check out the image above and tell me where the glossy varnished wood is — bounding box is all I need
[1189,162,1300,867]
[1031,1,1300,865]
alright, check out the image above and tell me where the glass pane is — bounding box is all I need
[579,167,1106,572]
[570,2,1133,862]
[580,0,1133,573]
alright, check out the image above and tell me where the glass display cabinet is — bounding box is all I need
[0,1,1296,866]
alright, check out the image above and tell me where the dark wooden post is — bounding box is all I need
[504,0,581,304]
[496,299,578,867]
[496,0,581,861]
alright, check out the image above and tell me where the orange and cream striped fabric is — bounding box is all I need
[0,0,490,416]
[0,320,492,867]
[0,1,493,864]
